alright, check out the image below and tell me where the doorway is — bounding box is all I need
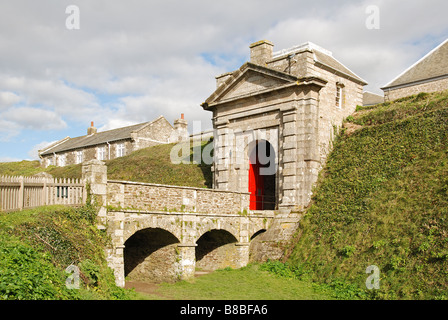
[248,140,276,210]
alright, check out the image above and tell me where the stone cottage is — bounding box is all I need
[39,115,188,167]
[382,38,448,101]
[202,40,367,211]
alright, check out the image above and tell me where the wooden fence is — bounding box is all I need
[0,175,86,212]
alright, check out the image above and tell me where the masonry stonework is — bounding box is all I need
[40,116,179,167]
[384,78,448,101]
[82,161,273,287]
[202,40,366,211]
[201,40,366,261]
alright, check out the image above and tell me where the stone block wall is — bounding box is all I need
[107,180,250,215]
[383,78,448,101]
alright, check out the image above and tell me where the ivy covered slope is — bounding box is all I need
[288,90,448,299]
[0,204,135,300]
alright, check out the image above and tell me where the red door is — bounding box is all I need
[249,150,264,210]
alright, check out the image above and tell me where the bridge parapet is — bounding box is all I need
[107,180,250,215]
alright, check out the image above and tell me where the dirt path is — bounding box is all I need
[124,270,213,299]
[124,281,170,299]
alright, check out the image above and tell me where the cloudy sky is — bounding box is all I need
[0,0,447,162]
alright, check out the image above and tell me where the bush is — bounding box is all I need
[0,205,134,300]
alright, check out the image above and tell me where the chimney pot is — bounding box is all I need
[87,121,97,135]
[181,113,184,120]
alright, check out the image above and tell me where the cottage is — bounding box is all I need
[382,38,448,101]
[202,40,367,211]
[39,115,188,167]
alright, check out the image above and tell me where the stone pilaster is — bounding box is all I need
[81,159,108,226]
[177,243,196,281]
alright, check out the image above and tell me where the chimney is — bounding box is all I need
[249,40,274,65]
[172,114,189,142]
[87,121,97,135]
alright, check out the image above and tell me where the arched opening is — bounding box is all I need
[249,229,268,263]
[249,140,276,210]
[195,229,238,271]
[250,229,267,241]
[124,228,180,283]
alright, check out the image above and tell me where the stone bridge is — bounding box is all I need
[82,160,298,287]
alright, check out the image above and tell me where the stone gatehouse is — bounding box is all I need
[202,40,366,211]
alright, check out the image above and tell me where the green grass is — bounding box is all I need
[106,140,212,188]
[287,90,448,300]
[0,160,45,176]
[140,264,334,300]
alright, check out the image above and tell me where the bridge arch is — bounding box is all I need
[195,217,240,244]
[124,227,180,283]
[195,229,239,271]
[122,216,182,244]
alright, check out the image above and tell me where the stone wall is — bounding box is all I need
[131,116,175,149]
[43,139,134,167]
[383,78,448,101]
[107,180,250,215]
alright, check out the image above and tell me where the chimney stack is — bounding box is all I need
[87,121,97,135]
[172,113,189,142]
[249,40,274,65]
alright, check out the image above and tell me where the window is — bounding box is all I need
[116,143,125,158]
[76,150,83,164]
[336,82,345,108]
[58,154,66,167]
[97,146,106,160]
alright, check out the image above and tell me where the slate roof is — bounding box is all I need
[312,49,367,85]
[363,91,384,106]
[382,38,448,89]
[40,117,166,156]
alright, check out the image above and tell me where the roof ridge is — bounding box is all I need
[272,41,333,58]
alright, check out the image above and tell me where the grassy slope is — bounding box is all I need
[152,264,333,300]
[288,91,448,299]
[0,205,136,300]
[0,140,212,188]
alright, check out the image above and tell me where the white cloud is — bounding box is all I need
[27,140,59,160]
[0,91,22,109]
[2,107,67,131]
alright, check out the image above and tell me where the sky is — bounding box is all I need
[0,0,447,162]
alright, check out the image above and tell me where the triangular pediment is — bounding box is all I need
[203,62,298,107]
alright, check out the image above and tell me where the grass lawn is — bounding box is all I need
[130,264,334,300]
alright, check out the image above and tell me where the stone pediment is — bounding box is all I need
[202,62,299,108]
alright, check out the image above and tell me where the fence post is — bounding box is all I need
[18,176,24,211]
[82,160,107,227]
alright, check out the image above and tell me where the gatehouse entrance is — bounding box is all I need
[248,140,276,210]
